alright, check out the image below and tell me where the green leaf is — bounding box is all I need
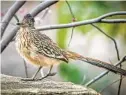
[58,62,85,84]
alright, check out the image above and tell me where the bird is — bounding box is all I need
[15,14,126,81]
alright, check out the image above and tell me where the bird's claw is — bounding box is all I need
[48,72,57,76]
[21,78,35,81]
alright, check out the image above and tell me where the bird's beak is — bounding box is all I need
[16,22,23,25]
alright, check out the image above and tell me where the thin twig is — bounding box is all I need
[30,1,58,17]
[14,14,20,23]
[91,24,120,61]
[41,8,50,19]
[1,1,26,37]
[65,0,75,18]
[10,14,19,42]
[100,76,125,93]
[118,75,123,95]
[65,0,76,47]
[68,27,74,46]
[11,37,15,42]
[85,56,126,86]
[118,52,122,95]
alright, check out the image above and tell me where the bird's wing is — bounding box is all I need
[30,30,68,63]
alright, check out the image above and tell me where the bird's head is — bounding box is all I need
[17,14,35,27]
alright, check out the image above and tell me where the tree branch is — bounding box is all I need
[30,1,58,17]
[101,19,126,23]
[65,0,76,47]
[1,1,26,37]
[14,14,20,23]
[1,26,19,52]
[100,76,125,93]
[34,11,126,31]
[85,56,126,86]
[1,1,58,53]
[41,8,50,19]
[91,24,120,60]
[97,11,126,19]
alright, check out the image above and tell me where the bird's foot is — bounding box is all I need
[36,72,57,81]
[21,78,35,81]
[21,72,56,81]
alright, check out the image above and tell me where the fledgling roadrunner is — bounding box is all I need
[15,14,126,81]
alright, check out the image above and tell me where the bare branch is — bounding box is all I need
[65,0,75,19]
[68,27,74,47]
[41,8,50,19]
[97,11,126,19]
[118,74,123,95]
[1,1,58,53]
[91,24,120,60]
[35,19,124,31]
[30,1,58,17]
[1,26,19,52]
[101,19,126,23]
[100,77,125,93]
[85,56,126,87]
[34,11,126,31]
[65,0,76,47]
[14,14,20,23]
[1,1,26,37]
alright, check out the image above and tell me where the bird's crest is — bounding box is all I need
[17,13,35,27]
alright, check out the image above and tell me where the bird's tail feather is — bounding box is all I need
[64,51,126,76]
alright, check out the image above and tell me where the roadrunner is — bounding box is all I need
[16,14,126,81]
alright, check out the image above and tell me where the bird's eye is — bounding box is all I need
[26,14,31,17]
[16,22,23,25]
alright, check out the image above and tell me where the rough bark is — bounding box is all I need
[1,74,101,95]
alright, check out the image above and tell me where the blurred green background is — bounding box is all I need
[57,1,126,48]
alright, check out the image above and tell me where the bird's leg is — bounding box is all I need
[46,65,57,77]
[21,66,42,81]
[37,65,56,80]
